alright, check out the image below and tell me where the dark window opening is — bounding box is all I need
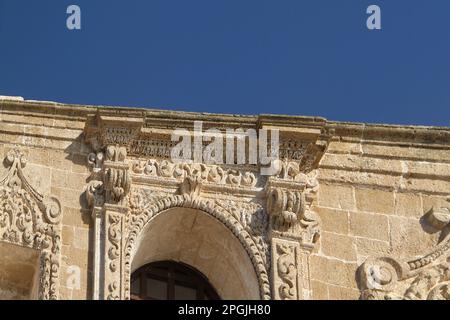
[130,261,220,300]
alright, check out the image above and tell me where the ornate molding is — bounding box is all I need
[266,173,321,248]
[123,191,272,300]
[271,237,312,300]
[83,112,331,301]
[359,232,450,300]
[0,149,62,300]
[86,146,131,208]
[132,159,259,188]
[84,111,332,165]
[214,198,270,267]
[273,239,298,300]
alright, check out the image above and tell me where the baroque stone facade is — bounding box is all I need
[0,96,449,300]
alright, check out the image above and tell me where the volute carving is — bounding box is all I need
[0,149,62,300]
[86,145,131,207]
[266,163,322,301]
[359,232,450,300]
[132,159,258,188]
[266,173,321,247]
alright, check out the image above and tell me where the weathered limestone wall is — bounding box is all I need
[0,97,448,300]
[0,242,40,300]
[311,124,450,299]
[0,99,93,299]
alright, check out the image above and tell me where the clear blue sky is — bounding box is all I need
[0,0,449,126]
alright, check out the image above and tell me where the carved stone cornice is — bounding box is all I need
[83,111,333,165]
[84,112,144,152]
[258,116,333,173]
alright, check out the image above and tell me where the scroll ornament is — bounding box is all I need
[132,159,258,188]
[360,201,450,300]
[0,149,62,299]
[86,145,131,207]
[266,175,320,246]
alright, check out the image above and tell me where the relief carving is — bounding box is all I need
[82,113,330,301]
[266,166,321,300]
[86,145,131,208]
[106,211,123,300]
[123,191,272,300]
[359,231,450,300]
[270,238,312,300]
[275,242,297,300]
[0,149,62,300]
[266,173,321,248]
[132,159,258,188]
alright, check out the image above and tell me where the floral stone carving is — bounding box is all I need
[0,149,62,300]
[359,232,450,300]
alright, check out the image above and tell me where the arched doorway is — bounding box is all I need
[129,207,262,299]
[130,261,220,300]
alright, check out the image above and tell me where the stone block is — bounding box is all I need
[320,232,357,262]
[317,184,355,210]
[355,188,394,214]
[349,211,389,241]
[314,206,349,235]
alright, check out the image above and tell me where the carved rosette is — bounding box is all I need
[0,149,62,299]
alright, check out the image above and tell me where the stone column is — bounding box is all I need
[84,114,142,300]
[87,146,131,300]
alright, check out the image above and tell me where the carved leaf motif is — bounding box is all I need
[276,243,297,300]
[132,159,258,188]
[108,214,122,273]
[0,149,61,300]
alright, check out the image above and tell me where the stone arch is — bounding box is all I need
[123,193,271,300]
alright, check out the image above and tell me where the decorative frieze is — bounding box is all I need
[132,159,259,188]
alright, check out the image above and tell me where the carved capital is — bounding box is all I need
[266,176,321,248]
[85,145,131,208]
